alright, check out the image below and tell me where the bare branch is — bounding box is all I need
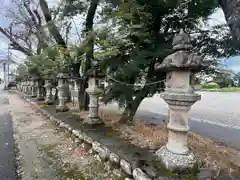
[39,0,66,47]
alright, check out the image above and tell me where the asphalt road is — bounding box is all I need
[105,91,240,150]
[0,86,17,180]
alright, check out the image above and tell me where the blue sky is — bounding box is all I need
[222,56,240,72]
[0,0,240,73]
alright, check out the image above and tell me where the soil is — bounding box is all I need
[66,103,240,177]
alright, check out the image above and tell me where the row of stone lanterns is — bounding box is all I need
[17,30,208,172]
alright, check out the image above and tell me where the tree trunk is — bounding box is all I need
[39,0,66,47]
[79,79,89,111]
[219,0,240,41]
[78,0,100,111]
[119,87,149,124]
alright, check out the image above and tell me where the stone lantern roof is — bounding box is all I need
[155,30,210,72]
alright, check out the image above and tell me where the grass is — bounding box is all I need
[199,87,240,92]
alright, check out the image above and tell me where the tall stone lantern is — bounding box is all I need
[155,30,209,171]
[23,75,28,94]
[35,75,44,101]
[85,60,104,124]
[56,72,69,112]
[43,72,54,105]
[30,76,37,98]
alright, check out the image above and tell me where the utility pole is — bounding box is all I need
[3,23,13,90]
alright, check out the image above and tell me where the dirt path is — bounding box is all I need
[9,93,124,180]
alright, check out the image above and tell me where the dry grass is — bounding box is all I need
[67,103,240,176]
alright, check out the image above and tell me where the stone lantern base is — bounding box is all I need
[31,94,37,98]
[156,146,197,172]
[56,105,69,112]
[36,95,45,101]
[44,100,54,105]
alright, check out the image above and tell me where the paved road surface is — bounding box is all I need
[105,91,240,150]
[0,85,17,180]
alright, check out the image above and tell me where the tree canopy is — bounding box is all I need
[2,0,240,121]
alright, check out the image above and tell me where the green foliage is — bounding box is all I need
[94,0,222,112]
[201,82,220,89]
[214,69,235,88]
[16,64,28,81]
[234,72,240,86]
[16,0,239,120]
[20,38,90,79]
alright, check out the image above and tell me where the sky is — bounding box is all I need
[0,0,240,76]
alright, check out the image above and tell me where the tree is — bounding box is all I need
[0,0,49,56]
[219,0,240,42]
[214,68,235,87]
[234,72,240,86]
[59,0,101,111]
[94,0,236,123]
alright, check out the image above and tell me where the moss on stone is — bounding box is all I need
[151,159,199,179]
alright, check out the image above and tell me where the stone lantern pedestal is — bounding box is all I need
[155,30,209,172]
[86,77,102,124]
[73,79,80,107]
[23,81,27,94]
[56,73,69,112]
[85,64,104,125]
[31,78,37,98]
[69,78,75,104]
[19,81,23,91]
[44,80,54,105]
[27,80,31,94]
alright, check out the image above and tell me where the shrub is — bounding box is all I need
[201,82,220,89]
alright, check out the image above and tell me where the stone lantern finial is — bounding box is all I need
[172,29,192,51]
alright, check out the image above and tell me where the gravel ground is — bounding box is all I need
[9,93,124,180]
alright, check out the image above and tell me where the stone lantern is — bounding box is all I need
[155,30,209,172]
[23,75,28,94]
[85,59,104,124]
[30,76,38,98]
[43,72,54,105]
[27,79,31,94]
[35,75,44,101]
[73,79,80,107]
[19,81,23,92]
[56,72,69,112]
[69,77,75,104]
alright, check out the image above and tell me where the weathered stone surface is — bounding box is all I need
[67,126,72,133]
[83,133,93,144]
[59,122,65,128]
[155,30,201,173]
[197,168,215,180]
[120,159,132,175]
[109,152,120,165]
[72,130,79,136]
[133,168,152,180]
[92,141,101,152]
[155,146,196,172]
[81,142,91,151]
[98,146,110,161]
[85,77,102,124]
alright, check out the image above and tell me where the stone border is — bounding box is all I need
[14,91,158,180]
